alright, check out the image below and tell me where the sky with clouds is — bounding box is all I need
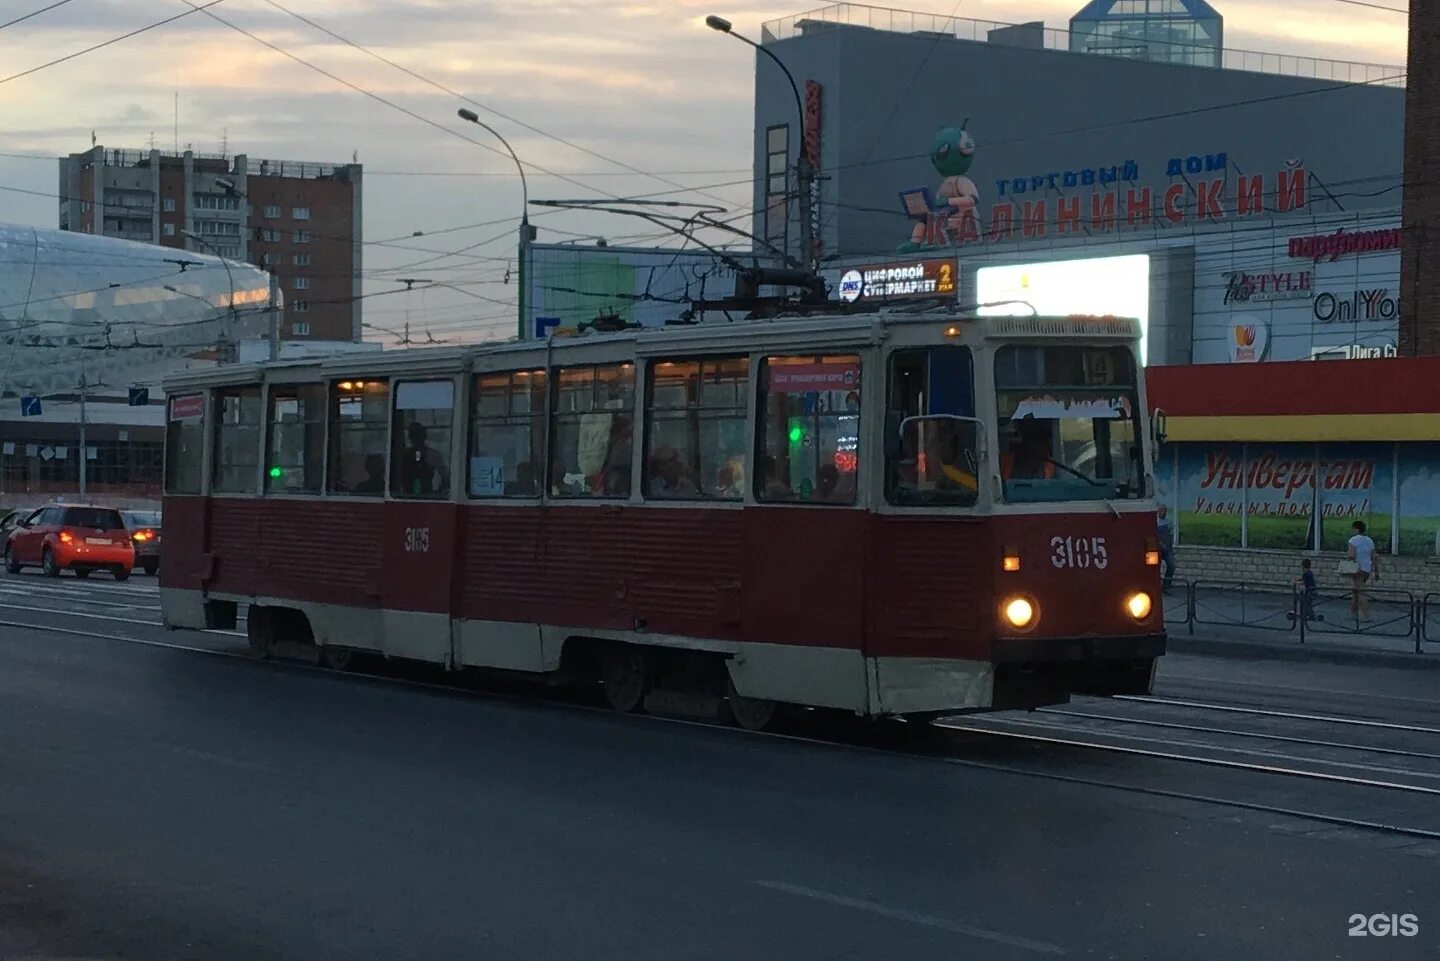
[0,0,1408,342]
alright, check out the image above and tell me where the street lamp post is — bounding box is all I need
[457,108,536,340]
[181,230,238,364]
[706,14,816,275]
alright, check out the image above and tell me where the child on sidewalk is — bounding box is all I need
[1294,558,1322,622]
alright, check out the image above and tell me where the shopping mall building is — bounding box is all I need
[741,4,1440,584]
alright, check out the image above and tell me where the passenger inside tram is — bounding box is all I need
[1000,417,1057,480]
[398,421,450,496]
[650,445,699,497]
[352,453,386,494]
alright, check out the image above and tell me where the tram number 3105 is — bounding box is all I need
[1051,535,1108,570]
[404,527,431,553]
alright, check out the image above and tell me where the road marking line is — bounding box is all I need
[754,880,1066,955]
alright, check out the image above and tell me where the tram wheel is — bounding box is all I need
[600,643,650,714]
[321,644,355,672]
[721,675,777,732]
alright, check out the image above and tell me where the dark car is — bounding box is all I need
[121,509,162,576]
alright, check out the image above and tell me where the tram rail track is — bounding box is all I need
[4,597,1440,846]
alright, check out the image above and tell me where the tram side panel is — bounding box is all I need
[733,506,870,712]
[158,494,213,628]
[864,515,994,715]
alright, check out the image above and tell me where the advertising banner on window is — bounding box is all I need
[1318,443,1390,552]
[1397,443,1440,557]
[1178,444,1244,547]
[1238,444,1314,550]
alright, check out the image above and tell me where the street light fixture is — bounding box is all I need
[706,12,816,274]
[457,107,535,340]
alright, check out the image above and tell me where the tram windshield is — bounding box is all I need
[994,344,1145,503]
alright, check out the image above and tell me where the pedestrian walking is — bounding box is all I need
[1156,504,1175,592]
[1344,520,1379,621]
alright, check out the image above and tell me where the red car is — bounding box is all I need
[3,504,135,580]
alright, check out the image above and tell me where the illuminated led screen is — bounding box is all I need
[976,254,1151,363]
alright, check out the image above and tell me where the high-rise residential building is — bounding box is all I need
[58,146,363,342]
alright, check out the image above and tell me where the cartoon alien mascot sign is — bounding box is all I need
[900,122,978,251]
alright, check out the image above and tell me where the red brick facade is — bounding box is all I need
[1400,0,1439,354]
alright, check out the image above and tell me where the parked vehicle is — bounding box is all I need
[3,504,135,580]
[121,510,162,576]
[0,509,23,543]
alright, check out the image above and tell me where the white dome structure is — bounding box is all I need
[0,223,276,399]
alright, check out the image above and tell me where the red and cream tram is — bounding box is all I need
[159,310,1165,728]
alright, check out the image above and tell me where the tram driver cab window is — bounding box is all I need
[885,346,978,507]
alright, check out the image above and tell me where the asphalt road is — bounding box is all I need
[2,573,1439,960]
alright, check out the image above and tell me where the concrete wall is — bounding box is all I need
[1176,544,1440,599]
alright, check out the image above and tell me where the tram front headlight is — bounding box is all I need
[1001,596,1037,630]
[1125,591,1153,622]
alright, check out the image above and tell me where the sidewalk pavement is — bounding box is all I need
[1159,582,1440,669]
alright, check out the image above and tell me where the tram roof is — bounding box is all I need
[162,311,1141,392]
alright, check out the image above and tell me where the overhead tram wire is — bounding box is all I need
[0,0,75,30]
[0,0,228,86]
[174,0,665,207]
[1326,0,1406,11]
[253,0,739,209]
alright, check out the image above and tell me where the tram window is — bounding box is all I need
[327,379,390,496]
[994,345,1144,503]
[211,386,263,493]
[754,355,861,504]
[164,393,206,494]
[265,384,325,494]
[550,363,634,499]
[392,380,454,500]
[886,347,979,506]
[470,369,546,497]
[645,357,748,500]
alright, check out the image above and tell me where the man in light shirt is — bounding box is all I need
[1347,520,1379,621]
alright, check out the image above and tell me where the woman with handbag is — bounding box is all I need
[1344,520,1379,621]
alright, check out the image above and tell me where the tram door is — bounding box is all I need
[380,378,461,663]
